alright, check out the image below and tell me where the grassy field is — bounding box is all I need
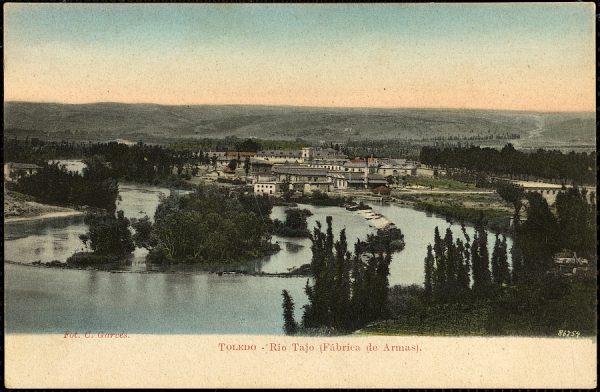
[403,176,478,191]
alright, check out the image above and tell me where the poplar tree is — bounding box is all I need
[444,228,457,300]
[491,234,501,284]
[497,235,510,285]
[432,226,446,301]
[471,220,492,298]
[455,238,470,297]
[423,244,435,302]
[281,290,298,335]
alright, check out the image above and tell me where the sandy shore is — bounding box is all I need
[5,210,84,223]
[4,191,85,223]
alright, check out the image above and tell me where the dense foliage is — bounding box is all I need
[273,208,312,237]
[4,138,195,186]
[132,187,278,264]
[282,217,405,334]
[78,211,135,256]
[68,210,135,266]
[294,190,350,206]
[368,273,596,336]
[420,144,595,184]
[13,162,118,211]
[376,185,597,336]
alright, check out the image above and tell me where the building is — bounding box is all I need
[328,172,348,190]
[377,162,417,177]
[224,151,256,160]
[307,159,346,172]
[553,253,590,276]
[256,150,303,164]
[301,146,346,161]
[253,181,280,195]
[272,165,333,193]
[4,162,41,182]
[344,171,388,189]
[343,159,368,173]
[343,159,381,174]
[216,155,232,168]
[249,159,273,175]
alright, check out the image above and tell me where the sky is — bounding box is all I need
[4,3,596,112]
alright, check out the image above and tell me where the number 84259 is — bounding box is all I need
[558,330,580,337]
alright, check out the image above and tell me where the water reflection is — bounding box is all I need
[284,241,304,253]
[4,175,513,334]
[6,262,311,334]
[5,194,511,286]
[87,270,99,296]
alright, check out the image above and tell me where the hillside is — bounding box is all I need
[4,102,595,147]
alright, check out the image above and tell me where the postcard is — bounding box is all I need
[3,3,596,388]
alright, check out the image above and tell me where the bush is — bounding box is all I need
[66,252,121,266]
[273,208,312,237]
[80,211,135,256]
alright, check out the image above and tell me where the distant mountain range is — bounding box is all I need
[3,101,595,147]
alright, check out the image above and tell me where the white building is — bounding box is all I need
[253,181,280,195]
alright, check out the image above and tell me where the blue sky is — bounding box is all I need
[4,3,595,111]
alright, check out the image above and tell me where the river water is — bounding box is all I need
[4,160,511,334]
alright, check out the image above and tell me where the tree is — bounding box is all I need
[281,176,294,201]
[423,244,435,301]
[517,192,560,277]
[555,186,595,258]
[131,188,276,264]
[471,219,492,297]
[79,210,135,256]
[455,238,470,295]
[273,208,311,237]
[243,157,251,177]
[82,155,112,181]
[227,159,237,171]
[237,138,261,152]
[432,227,446,301]
[131,216,157,250]
[496,181,525,219]
[281,290,298,335]
[491,234,510,285]
[297,216,400,332]
[444,228,458,300]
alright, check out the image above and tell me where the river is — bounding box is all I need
[4,160,511,334]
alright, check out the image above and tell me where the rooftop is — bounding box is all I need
[272,165,329,176]
[257,150,302,158]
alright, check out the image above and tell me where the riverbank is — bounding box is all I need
[4,259,311,278]
[4,190,84,223]
[390,190,513,232]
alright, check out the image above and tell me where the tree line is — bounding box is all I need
[11,161,118,212]
[423,221,509,304]
[496,182,596,262]
[425,181,596,305]
[408,183,597,335]
[420,143,595,184]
